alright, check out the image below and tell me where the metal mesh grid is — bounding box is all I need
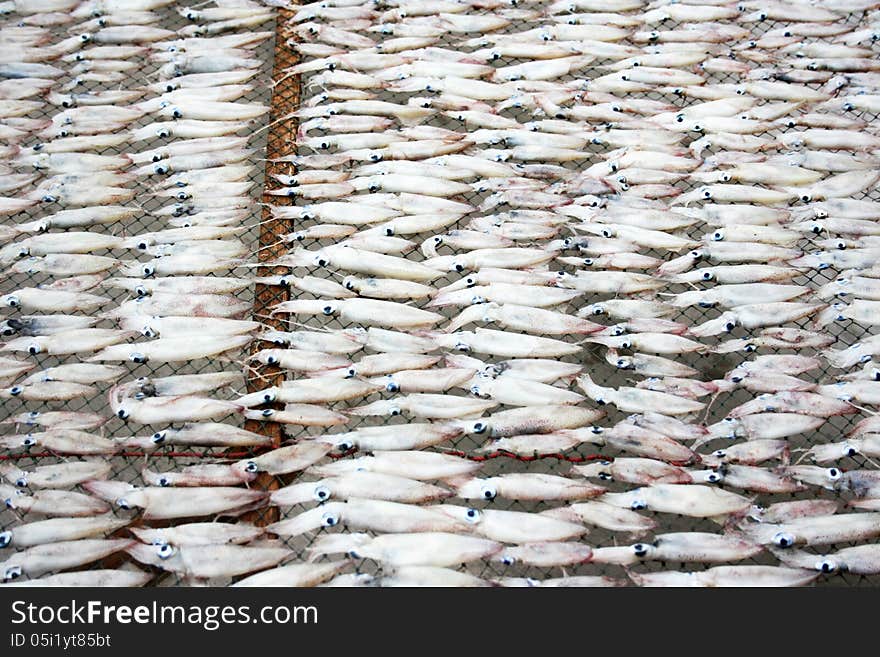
[1,1,879,586]
[263,5,880,586]
[0,2,278,586]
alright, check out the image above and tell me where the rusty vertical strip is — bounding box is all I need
[243,7,300,527]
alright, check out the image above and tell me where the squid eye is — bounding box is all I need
[5,296,19,308]
[389,407,401,416]
[158,476,171,487]
[0,531,11,548]
[157,544,175,559]
[312,485,332,502]
[480,485,497,500]
[157,128,171,138]
[385,381,399,393]
[712,450,727,458]
[151,431,166,444]
[154,165,168,175]
[336,438,354,451]
[129,352,146,364]
[744,343,757,353]
[9,386,22,396]
[14,477,26,487]
[322,305,335,315]
[322,511,340,527]
[116,408,129,420]
[773,532,795,548]
[345,368,356,378]
[27,344,41,355]
[4,566,21,580]
[817,559,837,574]
[827,468,841,480]
[592,305,605,316]
[240,460,258,474]
[22,436,35,447]
[595,397,607,406]
[630,500,647,510]
[501,555,516,566]
[632,543,649,557]
[702,189,712,199]
[706,472,723,483]
[472,422,486,434]
[725,322,736,332]
[384,227,394,236]
[80,33,90,41]
[464,508,481,523]
[265,355,279,366]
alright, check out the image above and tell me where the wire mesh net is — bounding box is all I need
[1,0,880,586]
[0,2,278,585]
[264,4,880,586]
